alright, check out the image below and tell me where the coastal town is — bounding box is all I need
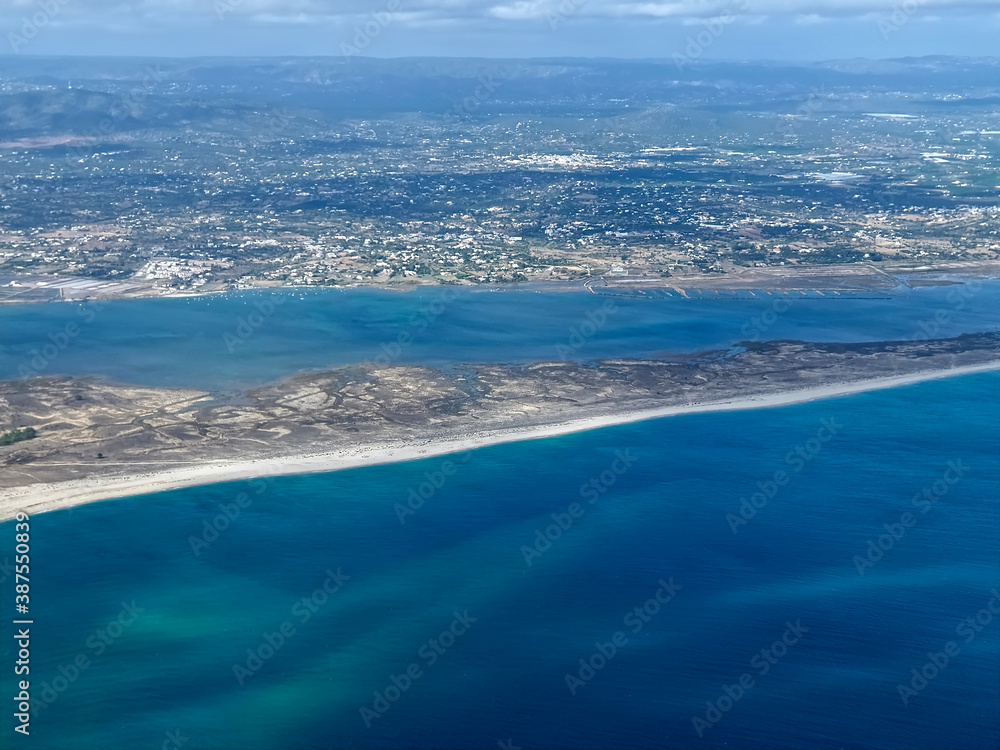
[2,58,998,298]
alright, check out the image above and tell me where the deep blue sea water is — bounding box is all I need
[2,372,997,749]
[2,280,998,390]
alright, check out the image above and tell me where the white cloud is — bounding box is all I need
[1,0,996,43]
[488,1,550,20]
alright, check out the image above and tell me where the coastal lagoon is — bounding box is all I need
[2,280,999,390]
[1,373,998,749]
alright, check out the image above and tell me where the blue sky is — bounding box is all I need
[2,0,998,59]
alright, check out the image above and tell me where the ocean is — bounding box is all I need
[2,372,998,749]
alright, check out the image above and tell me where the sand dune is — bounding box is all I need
[2,362,997,521]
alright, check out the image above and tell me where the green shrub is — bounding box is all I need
[0,426,37,446]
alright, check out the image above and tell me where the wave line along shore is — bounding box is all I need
[2,362,998,521]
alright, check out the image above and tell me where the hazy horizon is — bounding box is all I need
[2,0,998,60]
[2,52,998,61]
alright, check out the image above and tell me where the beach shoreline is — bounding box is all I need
[2,362,997,521]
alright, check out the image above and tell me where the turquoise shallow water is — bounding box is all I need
[1,372,998,749]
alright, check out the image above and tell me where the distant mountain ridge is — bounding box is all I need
[2,55,998,138]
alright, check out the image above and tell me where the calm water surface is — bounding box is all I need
[2,281,998,389]
[1,373,997,749]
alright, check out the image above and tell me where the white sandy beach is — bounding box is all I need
[2,362,998,521]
